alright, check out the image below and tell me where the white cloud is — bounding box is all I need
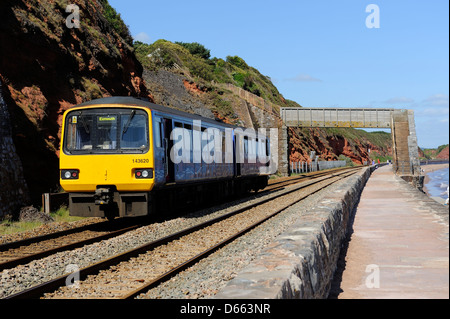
[133,32,151,44]
[286,74,322,82]
[422,94,449,107]
[414,93,449,117]
[419,107,449,116]
[383,96,414,104]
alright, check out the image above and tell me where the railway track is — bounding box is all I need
[5,166,361,299]
[0,220,141,271]
[265,166,355,192]
[0,166,353,273]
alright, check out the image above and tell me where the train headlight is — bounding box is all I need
[135,169,153,179]
[61,169,79,180]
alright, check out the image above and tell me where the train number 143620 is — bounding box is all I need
[132,158,149,164]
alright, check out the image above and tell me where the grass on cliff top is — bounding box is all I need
[325,127,392,150]
[0,206,84,236]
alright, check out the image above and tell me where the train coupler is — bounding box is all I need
[94,187,114,205]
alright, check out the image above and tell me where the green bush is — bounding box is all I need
[188,57,213,81]
[226,55,249,69]
[232,72,246,87]
[99,0,133,44]
[175,42,211,60]
[338,154,355,167]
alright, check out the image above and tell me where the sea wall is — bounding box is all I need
[215,167,372,299]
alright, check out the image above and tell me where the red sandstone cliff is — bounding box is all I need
[289,127,392,165]
[436,145,449,159]
[0,0,151,204]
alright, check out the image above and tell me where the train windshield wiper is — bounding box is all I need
[122,110,136,136]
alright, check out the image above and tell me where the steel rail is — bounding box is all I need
[0,225,140,271]
[264,166,359,192]
[0,220,112,252]
[122,169,360,299]
[5,167,360,299]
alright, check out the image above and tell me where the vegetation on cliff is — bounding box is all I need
[134,39,301,110]
[421,144,449,160]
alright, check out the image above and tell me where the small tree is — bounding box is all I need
[175,42,211,60]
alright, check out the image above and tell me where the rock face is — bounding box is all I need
[0,80,30,217]
[0,0,151,206]
[436,145,449,159]
[289,127,392,165]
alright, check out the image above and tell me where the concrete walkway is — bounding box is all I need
[338,165,449,299]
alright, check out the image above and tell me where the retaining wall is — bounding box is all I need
[215,166,373,299]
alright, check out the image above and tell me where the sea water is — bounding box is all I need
[425,167,449,200]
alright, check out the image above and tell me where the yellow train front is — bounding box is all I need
[60,97,270,219]
[60,97,155,219]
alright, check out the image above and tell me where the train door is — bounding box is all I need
[162,118,175,183]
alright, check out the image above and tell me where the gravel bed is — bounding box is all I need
[138,175,352,299]
[43,176,340,299]
[0,173,354,299]
[0,218,104,246]
[0,180,314,298]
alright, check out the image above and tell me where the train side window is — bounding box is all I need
[222,131,226,157]
[184,124,193,160]
[201,127,207,150]
[244,136,248,156]
[248,137,256,162]
[154,119,162,148]
[258,138,266,158]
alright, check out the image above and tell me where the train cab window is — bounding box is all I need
[97,115,118,150]
[64,108,149,154]
[120,113,148,150]
[65,113,94,151]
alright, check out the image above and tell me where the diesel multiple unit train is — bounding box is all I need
[60,97,271,219]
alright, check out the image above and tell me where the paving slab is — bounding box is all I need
[338,165,449,299]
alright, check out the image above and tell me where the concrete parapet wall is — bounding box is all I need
[215,167,372,299]
[318,160,346,171]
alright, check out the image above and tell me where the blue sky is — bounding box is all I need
[109,0,449,149]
